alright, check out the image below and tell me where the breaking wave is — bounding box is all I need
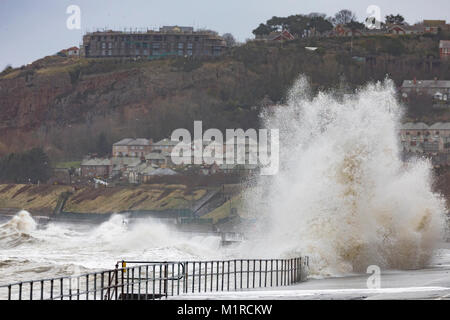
[0,211,224,284]
[243,76,447,276]
[0,210,37,248]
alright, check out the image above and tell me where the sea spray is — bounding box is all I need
[242,76,447,276]
[0,212,226,284]
[0,210,37,247]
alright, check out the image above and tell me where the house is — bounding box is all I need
[58,46,80,57]
[145,152,168,166]
[423,20,450,33]
[152,138,180,153]
[80,158,111,177]
[255,30,295,41]
[146,168,178,176]
[388,24,424,35]
[111,156,142,177]
[112,138,153,157]
[440,41,450,60]
[400,79,450,100]
[332,25,364,37]
[400,122,450,155]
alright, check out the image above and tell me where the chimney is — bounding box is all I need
[413,77,417,85]
[434,77,438,83]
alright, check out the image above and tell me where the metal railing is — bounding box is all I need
[0,257,308,300]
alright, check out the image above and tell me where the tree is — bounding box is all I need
[333,9,357,26]
[385,14,405,25]
[1,64,13,75]
[96,132,110,157]
[252,23,273,36]
[222,33,236,47]
[346,20,365,31]
[309,15,334,33]
[0,148,51,183]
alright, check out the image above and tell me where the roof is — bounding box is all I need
[401,122,450,130]
[113,138,150,146]
[440,40,450,49]
[401,80,450,89]
[60,46,79,53]
[388,24,424,32]
[147,168,178,176]
[429,122,450,130]
[81,158,111,166]
[153,138,181,146]
[111,157,142,166]
[145,152,167,160]
[139,165,157,175]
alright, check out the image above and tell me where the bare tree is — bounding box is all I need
[333,9,357,26]
[222,33,236,47]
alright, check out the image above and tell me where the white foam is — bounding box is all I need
[241,77,447,276]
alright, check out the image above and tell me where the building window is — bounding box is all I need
[178,49,184,56]
[187,50,193,56]
[187,43,193,49]
[178,43,184,49]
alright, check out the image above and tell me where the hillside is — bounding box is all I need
[1,33,450,160]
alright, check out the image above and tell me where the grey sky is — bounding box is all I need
[1,0,449,69]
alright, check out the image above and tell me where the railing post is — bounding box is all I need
[192,262,195,294]
[164,263,169,298]
[138,266,142,300]
[86,275,89,300]
[115,267,119,300]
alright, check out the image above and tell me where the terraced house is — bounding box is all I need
[81,26,226,59]
[400,122,450,166]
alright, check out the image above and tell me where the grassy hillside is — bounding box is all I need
[0,184,208,215]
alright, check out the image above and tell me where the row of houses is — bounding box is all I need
[81,136,262,181]
[400,122,450,167]
[256,21,450,60]
[111,137,260,160]
[400,79,450,107]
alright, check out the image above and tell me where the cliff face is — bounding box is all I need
[0,55,257,157]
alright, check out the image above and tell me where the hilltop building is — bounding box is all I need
[81,26,226,59]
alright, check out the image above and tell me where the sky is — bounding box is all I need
[1,0,449,69]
